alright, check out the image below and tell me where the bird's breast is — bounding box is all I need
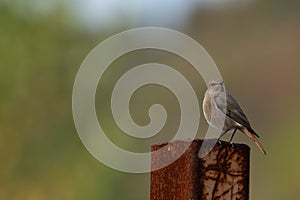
[202,92,212,122]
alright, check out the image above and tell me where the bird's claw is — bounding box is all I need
[218,139,222,148]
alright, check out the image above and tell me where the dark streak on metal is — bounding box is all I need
[150,139,250,200]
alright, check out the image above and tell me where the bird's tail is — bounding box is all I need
[242,128,267,155]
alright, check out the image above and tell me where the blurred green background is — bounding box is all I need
[1,0,300,199]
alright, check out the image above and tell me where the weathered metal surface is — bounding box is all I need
[151,139,250,200]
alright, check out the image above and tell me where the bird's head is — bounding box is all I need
[208,80,225,92]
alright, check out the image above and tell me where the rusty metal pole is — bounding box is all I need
[151,139,250,200]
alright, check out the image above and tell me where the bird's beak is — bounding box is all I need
[217,80,224,85]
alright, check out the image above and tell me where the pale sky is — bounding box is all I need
[72,0,249,29]
[4,0,250,30]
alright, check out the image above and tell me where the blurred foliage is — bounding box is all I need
[1,1,300,200]
[0,3,141,200]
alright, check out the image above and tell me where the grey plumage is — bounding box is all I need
[203,80,266,155]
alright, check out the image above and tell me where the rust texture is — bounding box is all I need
[150,139,250,200]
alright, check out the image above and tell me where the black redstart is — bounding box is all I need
[202,80,266,155]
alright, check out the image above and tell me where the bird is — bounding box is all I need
[202,80,266,155]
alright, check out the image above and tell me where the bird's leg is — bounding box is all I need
[229,129,237,148]
[217,130,228,147]
[229,129,237,143]
[218,130,229,140]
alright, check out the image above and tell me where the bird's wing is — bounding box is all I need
[213,92,260,138]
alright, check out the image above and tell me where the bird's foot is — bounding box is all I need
[229,142,234,148]
[217,139,222,148]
